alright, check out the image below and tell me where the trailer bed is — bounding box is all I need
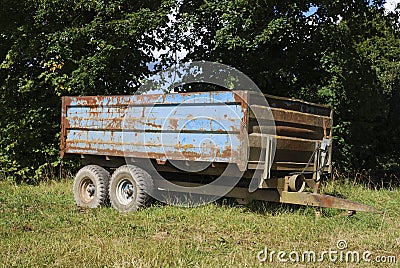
[61,90,332,175]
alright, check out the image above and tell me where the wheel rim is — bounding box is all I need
[116,177,136,206]
[79,177,95,203]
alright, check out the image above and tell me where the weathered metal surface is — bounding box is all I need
[61,90,334,173]
[249,133,319,152]
[253,125,318,135]
[249,92,332,116]
[280,192,382,213]
[250,105,333,128]
[61,91,249,169]
[66,131,242,162]
[65,105,242,132]
[65,91,248,106]
[247,92,333,173]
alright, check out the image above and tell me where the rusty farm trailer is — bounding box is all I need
[60,90,380,214]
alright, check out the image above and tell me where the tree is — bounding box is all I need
[0,0,172,182]
[164,0,400,171]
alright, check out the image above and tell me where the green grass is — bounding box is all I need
[0,178,399,267]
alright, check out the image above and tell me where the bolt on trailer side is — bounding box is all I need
[61,90,381,213]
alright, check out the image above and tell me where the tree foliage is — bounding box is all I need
[1,0,399,182]
[0,0,172,182]
[170,0,400,171]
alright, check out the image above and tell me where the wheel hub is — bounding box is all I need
[87,184,95,196]
[116,178,136,205]
[80,177,96,203]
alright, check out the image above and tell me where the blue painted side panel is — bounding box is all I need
[68,91,241,106]
[66,105,243,132]
[66,130,241,162]
[61,91,248,165]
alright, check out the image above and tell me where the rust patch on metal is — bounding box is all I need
[60,97,67,158]
[182,144,194,151]
[169,118,179,130]
[145,122,162,129]
[280,191,382,213]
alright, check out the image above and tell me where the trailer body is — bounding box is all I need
[61,91,331,173]
[61,90,380,214]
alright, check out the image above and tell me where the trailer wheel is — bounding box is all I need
[73,165,110,208]
[109,165,152,212]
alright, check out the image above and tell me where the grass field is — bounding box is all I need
[0,178,399,267]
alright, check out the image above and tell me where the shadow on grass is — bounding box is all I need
[214,197,338,217]
[213,194,370,218]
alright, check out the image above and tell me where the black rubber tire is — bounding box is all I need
[109,165,153,212]
[73,165,110,208]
